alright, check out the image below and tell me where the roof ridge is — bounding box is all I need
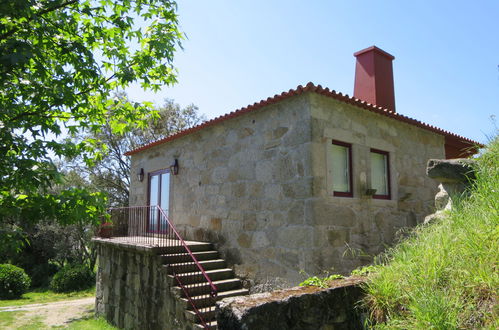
[124,82,480,156]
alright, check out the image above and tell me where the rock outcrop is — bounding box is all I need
[424,158,476,223]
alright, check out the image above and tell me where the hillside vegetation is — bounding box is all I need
[363,137,498,329]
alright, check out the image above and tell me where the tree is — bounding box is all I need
[0,168,104,287]
[67,96,205,207]
[0,0,183,224]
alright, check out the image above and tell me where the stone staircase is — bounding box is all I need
[159,241,249,329]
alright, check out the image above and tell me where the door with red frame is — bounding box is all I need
[148,169,170,233]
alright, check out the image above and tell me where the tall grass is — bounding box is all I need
[363,137,498,329]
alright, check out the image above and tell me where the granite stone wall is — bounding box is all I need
[307,94,445,273]
[94,239,190,330]
[130,95,314,286]
[129,92,445,287]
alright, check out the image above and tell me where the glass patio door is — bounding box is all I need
[148,170,170,232]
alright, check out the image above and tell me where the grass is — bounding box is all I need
[0,311,46,329]
[363,137,499,329]
[0,310,22,328]
[65,317,116,329]
[0,286,95,307]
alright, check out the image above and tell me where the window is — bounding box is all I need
[370,149,390,199]
[331,140,353,197]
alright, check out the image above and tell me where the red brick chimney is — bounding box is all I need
[353,46,396,112]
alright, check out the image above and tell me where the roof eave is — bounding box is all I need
[125,82,481,156]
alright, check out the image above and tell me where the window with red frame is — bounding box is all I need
[331,140,353,197]
[370,149,391,199]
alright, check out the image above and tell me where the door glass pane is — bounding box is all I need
[371,152,388,195]
[149,175,159,231]
[332,144,350,192]
[160,173,170,214]
[159,173,170,231]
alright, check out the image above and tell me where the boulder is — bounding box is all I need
[426,158,475,183]
[424,158,476,224]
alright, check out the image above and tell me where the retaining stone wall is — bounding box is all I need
[216,278,366,330]
[94,239,190,330]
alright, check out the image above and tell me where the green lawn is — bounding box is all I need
[0,287,95,308]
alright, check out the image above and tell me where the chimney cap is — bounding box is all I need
[354,45,395,60]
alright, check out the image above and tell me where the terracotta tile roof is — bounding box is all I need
[124,82,481,157]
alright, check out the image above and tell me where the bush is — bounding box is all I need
[30,263,59,288]
[50,264,95,293]
[0,264,31,299]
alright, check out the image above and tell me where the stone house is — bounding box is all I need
[124,46,477,286]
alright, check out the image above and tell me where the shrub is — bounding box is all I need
[0,264,31,299]
[30,263,59,288]
[50,264,95,293]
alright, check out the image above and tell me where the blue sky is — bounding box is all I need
[127,1,499,143]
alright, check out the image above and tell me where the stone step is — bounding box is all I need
[193,320,217,330]
[158,241,213,254]
[168,268,235,285]
[160,250,219,264]
[184,306,216,324]
[172,277,242,298]
[165,259,227,274]
[181,288,249,310]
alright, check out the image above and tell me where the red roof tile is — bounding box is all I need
[125,82,481,157]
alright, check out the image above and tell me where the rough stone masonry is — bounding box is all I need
[129,91,444,287]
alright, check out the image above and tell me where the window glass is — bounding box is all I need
[331,141,352,197]
[371,150,389,197]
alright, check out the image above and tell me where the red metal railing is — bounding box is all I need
[105,205,217,329]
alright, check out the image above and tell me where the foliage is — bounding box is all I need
[50,264,94,293]
[1,94,203,287]
[0,0,183,225]
[6,221,95,288]
[1,172,100,287]
[351,265,377,277]
[0,264,31,299]
[28,263,59,289]
[363,137,499,329]
[66,96,205,207]
[299,274,344,288]
[0,286,95,307]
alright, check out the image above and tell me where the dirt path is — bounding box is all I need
[0,297,95,328]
